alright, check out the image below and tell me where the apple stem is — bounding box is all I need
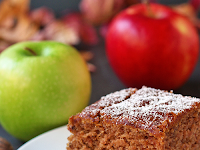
[24,47,37,56]
[142,0,154,17]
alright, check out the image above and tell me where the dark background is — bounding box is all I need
[1,0,200,149]
[29,0,189,15]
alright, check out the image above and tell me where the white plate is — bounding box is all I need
[18,126,71,150]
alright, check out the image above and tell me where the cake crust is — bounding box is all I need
[67,87,200,150]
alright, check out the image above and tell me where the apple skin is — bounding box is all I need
[106,3,199,90]
[0,41,91,141]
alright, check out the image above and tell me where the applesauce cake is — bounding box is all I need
[67,86,200,150]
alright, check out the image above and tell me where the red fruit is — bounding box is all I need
[190,0,200,12]
[79,0,125,25]
[61,13,98,45]
[106,3,199,90]
[29,7,55,26]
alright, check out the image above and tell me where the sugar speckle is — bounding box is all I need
[80,88,136,116]
[80,86,200,130]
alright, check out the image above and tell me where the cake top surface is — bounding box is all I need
[80,86,200,131]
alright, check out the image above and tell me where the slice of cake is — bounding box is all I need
[67,87,200,150]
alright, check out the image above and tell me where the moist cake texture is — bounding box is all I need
[67,87,200,150]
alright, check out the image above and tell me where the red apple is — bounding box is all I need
[106,3,199,90]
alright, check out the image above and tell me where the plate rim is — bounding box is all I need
[18,125,71,150]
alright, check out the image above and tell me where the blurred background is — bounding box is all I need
[26,0,200,99]
[0,0,200,149]
[29,0,194,13]
[29,0,189,15]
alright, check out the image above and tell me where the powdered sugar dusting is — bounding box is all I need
[80,88,136,117]
[101,87,200,129]
[79,86,200,130]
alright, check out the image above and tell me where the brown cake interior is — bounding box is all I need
[67,87,200,150]
[163,108,200,149]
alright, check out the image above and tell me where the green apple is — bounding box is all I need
[0,41,91,141]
